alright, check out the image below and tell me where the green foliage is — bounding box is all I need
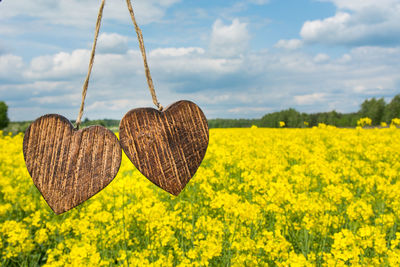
[259,108,306,128]
[384,95,400,122]
[3,122,31,134]
[0,101,9,130]
[3,94,400,132]
[258,109,362,128]
[78,118,120,128]
[208,118,259,128]
[306,111,361,127]
[208,94,400,128]
[360,97,386,125]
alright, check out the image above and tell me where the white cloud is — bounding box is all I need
[25,49,89,79]
[314,53,330,63]
[301,0,400,46]
[295,93,327,105]
[153,56,243,76]
[97,33,129,54]
[3,43,399,120]
[209,19,250,58]
[275,39,303,50]
[353,85,367,93]
[324,0,397,10]
[301,12,351,43]
[0,54,25,81]
[337,54,352,63]
[150,47,205,57]
[2,0,400,121]
[31,94,80,105]
[228,106,273,114]
[86,99,133,112]
[0,0,181,27]
[2,8,400,121]
[247,0,270,5]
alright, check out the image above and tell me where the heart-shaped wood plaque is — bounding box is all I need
[119,100,209,196]
[23,114,122,214]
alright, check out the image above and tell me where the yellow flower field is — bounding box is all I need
[1,126,400,266]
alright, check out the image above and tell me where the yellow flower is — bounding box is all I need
[357,117,372,127]
[34,228,49,244]
[347,199,373,221]
[391,118,400,126]
[2,125,400,265]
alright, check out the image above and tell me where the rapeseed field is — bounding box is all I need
[1,126,400,266]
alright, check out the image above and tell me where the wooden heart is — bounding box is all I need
[119,100,209,196]
[23,114,122,214]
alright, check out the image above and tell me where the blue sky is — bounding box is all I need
[1,0,400,121]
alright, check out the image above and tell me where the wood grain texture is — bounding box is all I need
[23,114,122,214]
[119,100,209,196]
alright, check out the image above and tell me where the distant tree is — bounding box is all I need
[259,108,304,128]
[259,112,279,127]
[360,97,386,125]
[207,95,399,128]
[208,118,258,128]
[326,110,341,125]
[0,101,9,129]
[338,113,360,127]
[281,108,303,127]
[384,94,400,121]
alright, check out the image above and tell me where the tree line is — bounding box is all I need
[1,94,400,132]
[209,94,400,128]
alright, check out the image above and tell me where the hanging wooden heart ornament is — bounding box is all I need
[120,0,209,195]
[120,100,209,196]
[23,0,122,214]
[23,115,121,214]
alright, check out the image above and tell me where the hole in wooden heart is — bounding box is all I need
[119,100,209,196]
[23,114,122,214]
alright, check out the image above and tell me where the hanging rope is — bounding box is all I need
[76,0,163,129]
[126,0,163,111]
[75,0,106,129]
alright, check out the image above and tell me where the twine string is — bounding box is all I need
[126,0,163,111]
[76,0,163,129]
[75,0,106,129]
